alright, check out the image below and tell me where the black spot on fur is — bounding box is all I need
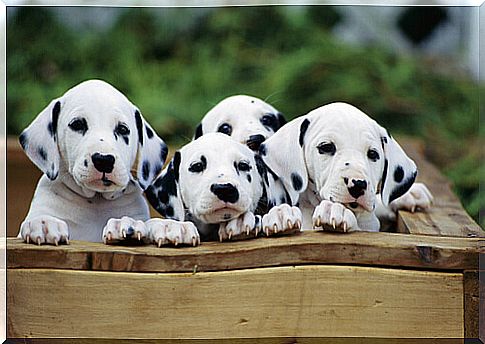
[84,159,88,167]
[165,206,174,217]
[122,136,129,145]
[38,147,47,161]
[173,151,181,181]
[389,171,417,204]
[46,162,58,180]
[134,110,143,146]
[254,155,269,185]
[247,175,252,183]
[291,173,303,191]
[158,190,169,203]
[51,101,61,140]
[381,136,388,148]
[299,119,310,147]
[142,161,150,180]
[47,122,54,137]
[145,125,154,139]
[381,158,388,194]
[259,143,267,156]
[19,132,28,149]
[160,143,168,162]
[194,123,203,139]
[276,112,287,130]
[394,165,404,183]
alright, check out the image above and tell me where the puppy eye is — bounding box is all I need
[68,118,88,134]
[317,142,336,155]
[261,115,275,127]
[189,162,205,173]
[115,123,130,136]
[237,161,251,172]
[217,123,232,136]
[367,149,380,161]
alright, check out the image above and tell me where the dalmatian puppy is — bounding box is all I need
[18,80,168,245]
[143,133,302,245]
[194,94,290,208]
[194,95,286,151]
[259,102,433,232]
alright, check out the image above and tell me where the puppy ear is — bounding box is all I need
[379,129,417,206]
[19,99,62,180]
[145,151,185,221]
[193,122,203,139]
[275,112,287,130]
[259,116,309,205]
[133,109,168,190]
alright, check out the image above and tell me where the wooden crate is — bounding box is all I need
[6,139,485,342]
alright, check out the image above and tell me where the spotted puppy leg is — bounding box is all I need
[146,218,200,247]
[218,211,259,242]
[313,200,359,232]
[103,216,149,244]
[262,204,302,236]
[20,215,69,245]
[390,182,434,214]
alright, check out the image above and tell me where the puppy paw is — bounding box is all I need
[20,215,69,246]
[146,218,200,247]
[313,200,359,232]
[262,204,302,236]
[218,211,258,242]
[390,182,434,213]
[103,216,148,244]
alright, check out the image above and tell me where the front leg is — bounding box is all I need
[376,182,434,221]
[218,211,260,242]
[262,204,302,236]
[146,218,200,247]
[312,200,360,232]
[103,216,149,244]
[20,215,69,245]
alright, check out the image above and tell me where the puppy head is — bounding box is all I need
[146,133,263,224]
[261,102,417,211]
[194,95,286,151]
[19,79,168,194]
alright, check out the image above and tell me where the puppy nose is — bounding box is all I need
[246,134,266,151]
[91,153,115,173]
[210,183,239,203]
[347,179,367,199]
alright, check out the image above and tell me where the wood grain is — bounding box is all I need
[6,230,481,273]
[7,266,464,339]
[396,139,484,238]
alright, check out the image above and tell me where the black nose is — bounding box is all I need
[91,153,115,173]
[246,134,266,151]
[210,183,239,203]
[348,179,367,199]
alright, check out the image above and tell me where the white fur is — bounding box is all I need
[19,80,168,244]
[261,102,433,232]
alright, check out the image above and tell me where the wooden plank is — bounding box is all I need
[396,139,484,238]
[7,266,464,339]
[5,338,465,344]
[6,232,481,273]
[463,270,479,338]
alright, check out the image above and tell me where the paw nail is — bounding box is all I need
[122,230,126,239]
[228,230,232,240]
[273,224,278,233]
[192,237,197,247]
[332,219,336,229]
[287,220,292,229]
[343,222,348,232]
[158,238,163,248]
[54,239,58,246]
[26,235,30,244]
[137,232,141,241]
[37,237,42,246]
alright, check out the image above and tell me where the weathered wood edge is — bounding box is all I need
[396,139,484,238]
[6,232,482,273]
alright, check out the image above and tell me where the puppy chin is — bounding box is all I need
[74,170,129,194]
[322,188,376,212]
[196,203,246,224]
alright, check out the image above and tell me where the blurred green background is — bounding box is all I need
[6,6,483,227]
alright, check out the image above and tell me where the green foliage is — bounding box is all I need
[7,6,483,226]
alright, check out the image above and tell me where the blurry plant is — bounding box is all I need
[6,6,483,227]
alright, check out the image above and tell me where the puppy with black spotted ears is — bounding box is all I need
[259,102,434,232]
[18,80,168,245]
[143,133,303,246]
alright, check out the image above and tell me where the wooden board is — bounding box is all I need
[396,139,484,238]
[7,266,464,339]
[6,231,481,273]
